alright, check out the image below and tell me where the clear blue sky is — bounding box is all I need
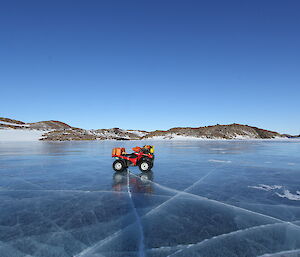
[1,0,299,134]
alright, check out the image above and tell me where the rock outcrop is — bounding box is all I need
[40,128,146,141]
[142,124,285,140]
[0,118,73,130]
[28,120,73,130]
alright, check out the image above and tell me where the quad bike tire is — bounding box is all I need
[139,160,152,172]
[113,160,126,172]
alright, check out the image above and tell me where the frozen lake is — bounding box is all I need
[0,140,300,257]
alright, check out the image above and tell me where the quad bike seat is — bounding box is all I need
[123,153,138,158]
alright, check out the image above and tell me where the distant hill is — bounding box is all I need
[0,117,148,141]
[0,117,72,130]
[41,128,147,141]
[285,134,300,138]
[0,117,295,141]
[28,120,73,130]
[0,117,26,125]
[143,124,285,140]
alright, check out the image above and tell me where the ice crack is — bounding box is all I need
[127,170,145,257]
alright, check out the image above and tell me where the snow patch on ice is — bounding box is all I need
[0,129,47,141]
[208,159,232,163]
[276,190,300,201]
[249,184,300,201]
[248,184,283,191]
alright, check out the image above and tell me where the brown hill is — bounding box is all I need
[0,117,74,130]
[143,124,285,139]
[0,117,291,140]
[0,117,25,125]
[28,120,73,130]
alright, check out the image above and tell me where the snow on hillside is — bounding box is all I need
[0,121,29,127]
[92,129,132,139]
[126,130,148,137]
[143,134,208,140]
[144,134,294,141]
[0,129,46,141]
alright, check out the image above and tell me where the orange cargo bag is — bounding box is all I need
[112,147,125,156]
[132,146,141,152]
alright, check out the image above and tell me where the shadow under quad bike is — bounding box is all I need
[112,145,154,172]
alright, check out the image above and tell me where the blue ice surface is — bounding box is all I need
[0,140,300,257]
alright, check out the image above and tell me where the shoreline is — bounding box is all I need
[1,128,299,142]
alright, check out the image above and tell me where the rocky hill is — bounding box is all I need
[40,128,147,141]
[0,117,26,125]
[0,117,149,141]
[143,124,285,140]
[285,134,300,138]
[28,120,73,130]
[0,117,294,141]
[0,117,73,130]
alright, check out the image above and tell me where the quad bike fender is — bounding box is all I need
[137,157,153,165]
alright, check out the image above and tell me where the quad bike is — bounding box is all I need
[112,145,154,172]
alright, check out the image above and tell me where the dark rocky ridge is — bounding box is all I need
[40,128,142,141]
[28,120,73,130]
[0,117,296,141]
[40,128,100,141]
[0,117,73,130]
[0,117,147,141]
[143,124,285,140]
[285,134,300,138]
[0,117,25,125]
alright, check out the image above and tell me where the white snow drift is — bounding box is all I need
[0,129,46,142]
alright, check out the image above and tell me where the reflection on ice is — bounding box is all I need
[112,171,154,194]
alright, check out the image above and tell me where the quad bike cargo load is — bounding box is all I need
[132,145,154,154]
[112,147,126,156]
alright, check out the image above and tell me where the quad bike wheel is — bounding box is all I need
[113,160,126,172]
[139,160,152,172]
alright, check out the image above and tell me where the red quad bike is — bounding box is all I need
[112,145,155,172]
